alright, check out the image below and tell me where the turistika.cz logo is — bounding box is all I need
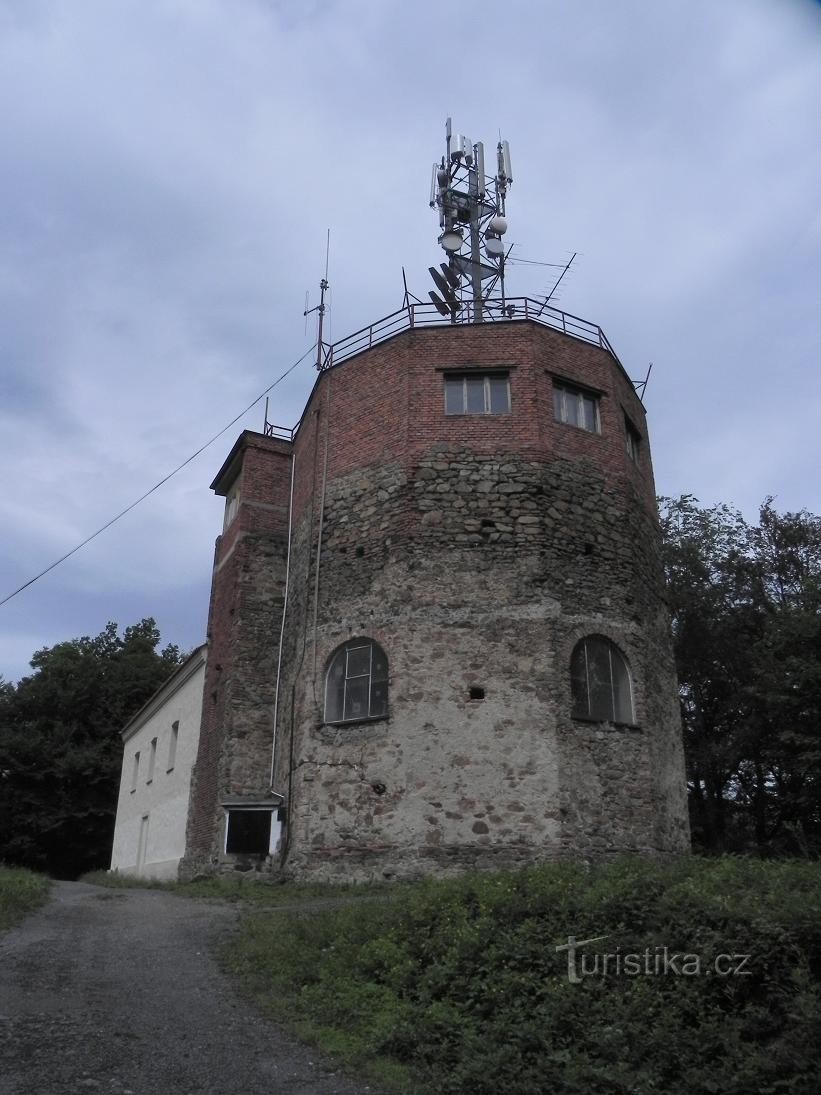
[555,934,752,983]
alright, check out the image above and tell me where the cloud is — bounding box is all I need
[0,0,819,679]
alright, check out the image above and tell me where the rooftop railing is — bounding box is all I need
[263,296,633,441]
[317,296,625,373]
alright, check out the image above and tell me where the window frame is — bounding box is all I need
[570,636,635,726]
[146,737,157,784]
[625,415,642,463]
[224,808,275,856]
[444,372,511,416]
[166,720,179,773]
[552,381,601,434]
[223,481,241,531]
[324,638,389,725]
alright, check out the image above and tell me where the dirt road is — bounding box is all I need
[0,881,376,1095]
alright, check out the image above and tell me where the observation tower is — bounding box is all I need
[180,120,689,881]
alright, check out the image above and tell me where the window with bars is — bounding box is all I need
[570,636,634,724]
[324,639,389,723]
[553,382,600,433]
[445,373,510,415]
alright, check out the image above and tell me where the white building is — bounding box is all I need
[110,644,206,880]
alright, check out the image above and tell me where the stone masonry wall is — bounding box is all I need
[270,321,689,881]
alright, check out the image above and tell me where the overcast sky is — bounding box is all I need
[1,0,819,682]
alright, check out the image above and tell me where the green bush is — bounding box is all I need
[0,865,50,931]
[222,857,821,1094]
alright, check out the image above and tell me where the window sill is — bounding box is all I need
[445,411,512,418]
[553,421,602,436]
[323,714,389,729]
[571,716,641,730]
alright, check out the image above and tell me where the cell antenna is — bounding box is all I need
[428,117,513,323]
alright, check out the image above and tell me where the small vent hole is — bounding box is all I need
[355,546,365,558]
[469,686,485,701]
[371,782,387,796]
[584,542,594,556]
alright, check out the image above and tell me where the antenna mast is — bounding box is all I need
[305,229,331,370]
[428,117,513,323]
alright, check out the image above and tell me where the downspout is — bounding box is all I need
[311,376,332,698]
[278,380,330,865]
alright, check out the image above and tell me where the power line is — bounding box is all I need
[0,343,316,609]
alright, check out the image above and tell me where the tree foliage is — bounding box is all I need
[660,496,821,855]
[0,619,181,879]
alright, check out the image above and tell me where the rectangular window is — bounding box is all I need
[130,752,140,793]
[625,416,642,463]
[223,482,241,531]
[146,737,157,784]
[445,373,511,415]
[167,721,179,772]
[553,382,600,433]
[137,814,150,868]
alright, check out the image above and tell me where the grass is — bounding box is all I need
[0,865,51,931]
[217,856,821,1095]
[79,867,397,907]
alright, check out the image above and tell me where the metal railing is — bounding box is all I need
[262,422,296,441]
[317,296,625,373]
[263,296,629,441]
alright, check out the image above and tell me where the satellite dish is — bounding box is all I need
[441,230,462,252]
[485,237,504,257]
[489,215,507,235]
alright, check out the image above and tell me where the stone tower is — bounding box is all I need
[182,307,690,881]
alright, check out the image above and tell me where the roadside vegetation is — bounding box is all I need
[80,867,395,907]
[0,619,182,879]
[219,856,821,1095]
[0,866,50,931]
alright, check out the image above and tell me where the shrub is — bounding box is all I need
[223,857,821,1093]
[0,865,50,931]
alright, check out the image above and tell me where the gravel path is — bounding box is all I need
[0,881,378,1095]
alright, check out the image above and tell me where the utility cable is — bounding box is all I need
[0,342,316,609]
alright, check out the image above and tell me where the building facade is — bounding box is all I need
[179,310,690,882]
[111,644,206,880]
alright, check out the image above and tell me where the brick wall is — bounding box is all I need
[180,432,292,877]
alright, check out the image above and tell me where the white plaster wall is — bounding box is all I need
[110,654,205,880]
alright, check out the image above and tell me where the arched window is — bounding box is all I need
[570,637,634,724]
[324,639,389,723]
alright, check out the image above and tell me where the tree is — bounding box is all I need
[0,620,181,878]
[660,496,821,855]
